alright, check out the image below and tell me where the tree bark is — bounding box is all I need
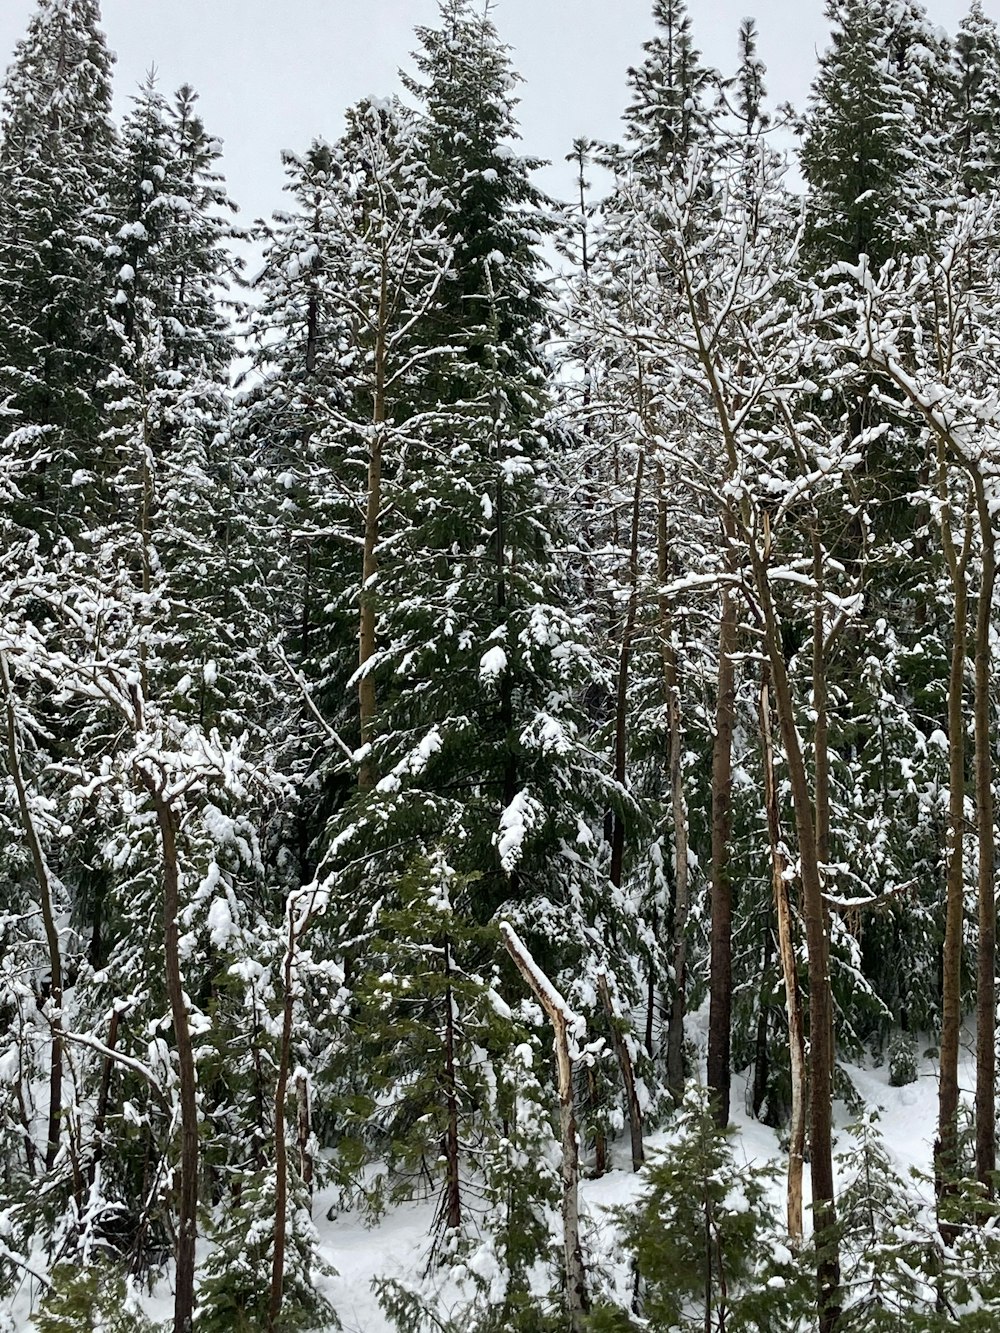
[357,263,388,794]
[748,544,840,1331]
[141,781,198,1333]
[269,899,298,1331]
[442,942,462,1232]
[597,970,644,1171]
[659,480,690,1104]
[609,448,644,889]
[501,924,589,1332]
[296,1071,313,1195]
[707,560,737,1128]
[935,482,972,1219]
[2,649,64,1174]
[759,667,805,1244]
[972,468,997,1192]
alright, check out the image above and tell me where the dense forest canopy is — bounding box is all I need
[3,1,1000,1331]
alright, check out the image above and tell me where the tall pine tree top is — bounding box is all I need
[0,0,118,540]
[800,0,951,270]
[0,0,114,163]
[622,0,717,171]
[401,0,549,388]
[953,0,1000,193]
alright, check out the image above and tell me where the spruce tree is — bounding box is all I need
[0,0,117,541]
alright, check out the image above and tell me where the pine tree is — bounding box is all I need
[801,0,950,272]
[0,0,117,541]
[952,1,1000,195]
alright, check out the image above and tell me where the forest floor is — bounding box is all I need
[318,1034,953,1333]
[1,1033,962,1332]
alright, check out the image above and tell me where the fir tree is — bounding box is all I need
[0,0,118,541]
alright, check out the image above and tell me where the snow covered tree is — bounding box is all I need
[0,0,117,541]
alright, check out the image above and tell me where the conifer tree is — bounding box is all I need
[0,0,117,541]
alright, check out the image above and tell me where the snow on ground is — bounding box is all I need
[0,1038,970,1332]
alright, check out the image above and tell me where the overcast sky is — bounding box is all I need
[0,0,993,223]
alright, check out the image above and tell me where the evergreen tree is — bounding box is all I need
[0,0,117,540]
[952,1,1000,194]
[801,0,950,271]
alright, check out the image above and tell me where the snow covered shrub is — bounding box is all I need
[887,1035,918,1087]
[195,1168,338,1333]
[598,1085,810,1332]
[34,1262,155,1333]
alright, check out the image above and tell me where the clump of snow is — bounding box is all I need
[479,644,507,682]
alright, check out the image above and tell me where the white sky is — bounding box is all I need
[0,0,993,223]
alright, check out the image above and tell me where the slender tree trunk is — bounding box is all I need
[659,480,690,1103]
[707,549,737,1127]
[296,1071,313,1195]
[442,942,462,1232]
[357,271,388,794]
[269,902,298,1332]
[750,913,774,1122]
[87,1007,122,1190]
[749,548,839,1330]
[502,925,589,1331]
[759,667,805,1244]
[1,649,63,1174]
[972,470,997,1192]
[936,485,972,1219]
[597,970,644,1171]
[142,783,198,1333]
[609,449,644,889]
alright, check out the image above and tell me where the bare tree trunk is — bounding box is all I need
[707,551,737,1127]
[936,485,972,1221]
[442,942,462,1232]
[295,1071,313,1195]
[972,469,997,1192]
[759,667,805,1244]
[610,449,644,889]
[597,970,644,1171]
[269,899,298,1332]
[358,272,388,794]
[142,782,198,1333]
[502,924,589,1332]
[2,649,64,1173]
[659,480,690,1103]
[749,546,839,1331]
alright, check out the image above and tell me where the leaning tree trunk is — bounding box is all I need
[502,924,589,1332]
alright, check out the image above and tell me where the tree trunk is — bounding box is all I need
[972,469,997,1192]
[936,486,972,1220]
[597,970,644,1171]
[610,449,644,889]
[707,559,737,1128]
[442,942,462,1233]
[659,480,690,1103]
[502,924,589,1331]
[749,547,839,1330]
[2,650,64,1174]
[296,1071,313,1195]
[143,784,198,1333]
[269,900,298,1331]
[357,271,388,794]
[759,667,805,1244]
